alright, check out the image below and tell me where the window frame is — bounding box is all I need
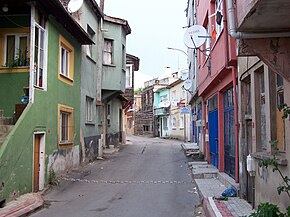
[58,104,74,145]
[58,35,74,85]
[215,0,224,39]
[4,33,29,67]
[103,39,113,65]
[33,23,46,89]
[180,116,184,129]
[85,96,94,123]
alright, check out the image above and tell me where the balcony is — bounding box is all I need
[237,0,290,33]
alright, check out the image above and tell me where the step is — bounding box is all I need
[0,125,14,134]
[189,161,218,179]
[0,117,13,125]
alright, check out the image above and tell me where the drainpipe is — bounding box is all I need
[227,0,290,39]
[99,0,105,13]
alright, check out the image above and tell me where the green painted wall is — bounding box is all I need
[0,15,82,202]
[102,21,126,92]
[0,73,29,117]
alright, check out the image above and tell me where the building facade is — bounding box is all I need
[0,0,92,203]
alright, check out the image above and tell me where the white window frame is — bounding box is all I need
[126,64,133,88]
[34,23,46,89]
[180,116,184,129]
[86,25,95,58]
[172,117,177,129]
[60,46,69,77]
[86,96,93,123]
[215,0,224,39]
[103,39,113,65]
[4,33,29,67]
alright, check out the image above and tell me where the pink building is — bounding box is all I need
[195,0,239,182]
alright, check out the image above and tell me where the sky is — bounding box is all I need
[104,0,188,89]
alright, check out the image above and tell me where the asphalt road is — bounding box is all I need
[31,136,201,217]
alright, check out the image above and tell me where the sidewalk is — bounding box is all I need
[189,161,253,217]
[0,193,43,217]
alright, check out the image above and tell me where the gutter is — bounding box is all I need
[227,0,290,39]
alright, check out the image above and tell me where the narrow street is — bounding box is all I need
[30,136,201,217]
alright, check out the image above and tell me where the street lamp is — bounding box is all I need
[167,47,189,143]
[167,47,188,57]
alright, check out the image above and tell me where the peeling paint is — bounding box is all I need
[48,145,80,175]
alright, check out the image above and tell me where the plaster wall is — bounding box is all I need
[102,22,126,92]
[0,17,82,202]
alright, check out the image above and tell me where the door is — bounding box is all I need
[33,133,45,192]
[208,95,218,168]
[224,88,235,178]
[119,109,122,142]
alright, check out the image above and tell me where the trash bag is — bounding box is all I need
[221,187,237,197]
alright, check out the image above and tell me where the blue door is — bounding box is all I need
[208,95,218,168]
[224,88,235,178]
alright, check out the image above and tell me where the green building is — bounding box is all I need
[0,0,92,204]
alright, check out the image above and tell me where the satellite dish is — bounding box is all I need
[68,0,84,13]
[180,71,189,80]
[183,79,192,90]
[183,25,207,49]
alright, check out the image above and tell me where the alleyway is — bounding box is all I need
[30,136,201,217]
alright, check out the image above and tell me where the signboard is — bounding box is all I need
[180,107,190,114]
[177,102,186,107]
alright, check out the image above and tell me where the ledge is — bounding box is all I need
[252,151,287,166]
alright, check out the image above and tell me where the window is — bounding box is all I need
[180,116,184,129]
[86,97,93,123]
[58,104,74,145]
[107,103,111,125]
[276,74,285,151]
[34,24,45,88]
[122,44,125,69]
[58,35,74,84]
[103,39,113,65]
[126,65,132,88]
[160,94,168,102]
[172,117,176,129]
[163,117,168,130]
[60,47,69,77]
[215,0,224,38]
[86,25,95,58]
[5,33,28,67]
[259,71,267,150]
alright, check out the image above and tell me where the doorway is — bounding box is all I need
[33,133,45,192]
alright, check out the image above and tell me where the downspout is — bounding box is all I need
[227,0,290,39]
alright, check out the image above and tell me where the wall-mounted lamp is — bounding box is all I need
[2,4,8,13]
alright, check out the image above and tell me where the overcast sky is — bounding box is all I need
[104,0,188,89]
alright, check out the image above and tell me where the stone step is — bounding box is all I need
[189,161,218,179]
[0,125,13,146]
[0,117,13,125]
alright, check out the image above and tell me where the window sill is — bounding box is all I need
[59,141,74,148]
[103,63,116,67]
[172,127,176,130]
[60,74,74,82]
[86,55,96,64]
[179,127,184,129]
[252,151,287,166]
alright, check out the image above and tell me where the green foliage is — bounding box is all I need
[278,103,290,119]
[48,168,58,186]
[249,203,285,217]
[134,88,143,94]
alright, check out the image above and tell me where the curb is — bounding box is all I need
[0,193,43,217]
[203,197,217,217]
